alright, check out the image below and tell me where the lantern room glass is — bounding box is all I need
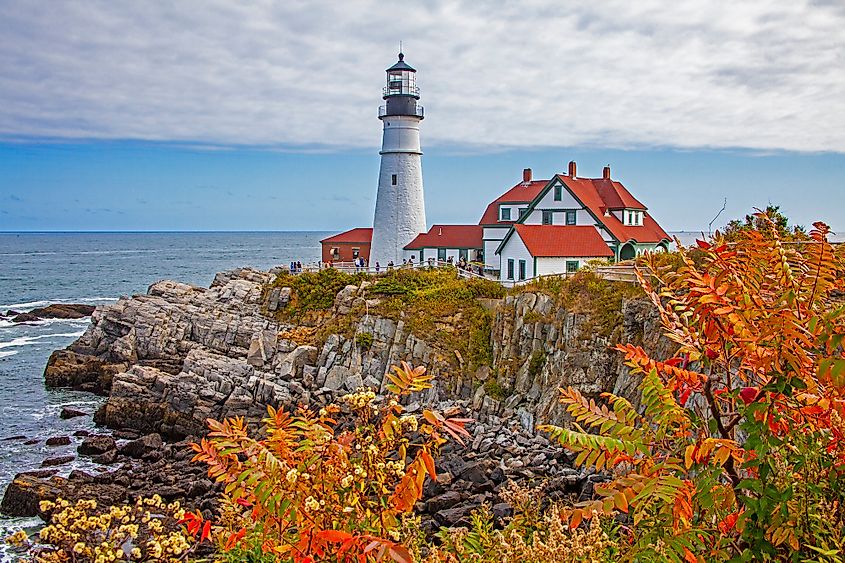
[386,70,417,96]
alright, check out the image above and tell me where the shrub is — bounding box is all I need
[483,379,509,401]
[540,214,845,560]
[426,484,620,562]
[189,362,472,563]
[355,331,374,350]
[527,350,546,379]
[6,496,198,562]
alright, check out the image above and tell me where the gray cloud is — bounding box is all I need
[0,0,843,152]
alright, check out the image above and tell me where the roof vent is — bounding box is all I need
[568,161,577,178]
[603,165,611,179]
[522,168,532,183]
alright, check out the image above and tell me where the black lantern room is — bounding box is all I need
[380,53,424,120]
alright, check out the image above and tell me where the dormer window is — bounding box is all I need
[500,207,511,221]
[623,210,644,226]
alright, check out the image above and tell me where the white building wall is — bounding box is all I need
[524,208,594,225]
[533,181,581,209]
[535,257,607,276]
[371,115,427,266]
[498,234,534,282]
[483,239,502,269]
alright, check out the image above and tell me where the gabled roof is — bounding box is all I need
[553,175,668,244]
[479,180,548,226]
[320,228,373,244]
[502,225,614,258]
[404,224,482,250]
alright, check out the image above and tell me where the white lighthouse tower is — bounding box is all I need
[369,52,427,266]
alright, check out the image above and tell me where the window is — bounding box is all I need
[518,260,526,280]
[507,259,514,280]
[565,210,576,225]
[542,210,553,225]
[519,207,528,219]
[352,248,360,259]
[554,184,562,201]
[330,247,339,259]
[500,207,511,221]
[437,248,446,261]
[391,174,397,186]
[566,260,579,273]
[459,248,468,261]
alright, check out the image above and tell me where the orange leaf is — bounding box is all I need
[569,508,583,530]
[315,529,354,543]
[420,449,437,480]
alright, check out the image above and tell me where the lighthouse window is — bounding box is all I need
[391,174,397,186]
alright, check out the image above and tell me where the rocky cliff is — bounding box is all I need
[3,267,671,528]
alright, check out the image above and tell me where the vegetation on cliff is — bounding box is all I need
[540,215,845,561]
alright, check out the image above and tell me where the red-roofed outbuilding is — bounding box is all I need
[320,228,372,264]
[404,224,483,264]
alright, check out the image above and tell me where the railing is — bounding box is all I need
[378,105,424,118]
[281,262,639,286]
[498,264,642,288]
[383,86,420,97]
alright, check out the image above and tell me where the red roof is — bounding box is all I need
[556,175,669,244]
[320,227,372,244]
[404,224,483,250]
[479,180,548,225]
[511,225,613,258]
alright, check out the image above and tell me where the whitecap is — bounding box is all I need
[0,331,85,350]
[0,350,17,358]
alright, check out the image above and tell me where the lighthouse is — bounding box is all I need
[369,52,427,266]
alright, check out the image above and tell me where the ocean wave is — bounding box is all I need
[1,297,116,312]
[0,350,17,358]
[0,331,86,350]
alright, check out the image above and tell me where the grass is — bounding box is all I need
[261,267,504,375]
[515,271,645,340]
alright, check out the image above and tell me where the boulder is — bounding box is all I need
[119,433,163,459]
[78,435,116,456]
[41,455,75,467]
[45,436,71,447]
[59,407,87,419]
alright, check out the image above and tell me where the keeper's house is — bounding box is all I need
[320,228,372,263]
[485,162,670,282]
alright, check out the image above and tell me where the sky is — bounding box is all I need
[1,0,844,232]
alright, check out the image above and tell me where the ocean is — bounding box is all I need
[0,231,327,557]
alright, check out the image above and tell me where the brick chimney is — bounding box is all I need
[603,165,611,179]
[522,168,532,182]
[568,160,577,178]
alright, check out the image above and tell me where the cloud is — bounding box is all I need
[0,0,843,152]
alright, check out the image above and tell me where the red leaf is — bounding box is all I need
[200,520,211,543]
[739,387,758,405]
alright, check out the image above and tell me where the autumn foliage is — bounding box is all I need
[189,362,471,562]
[540,214,845,560]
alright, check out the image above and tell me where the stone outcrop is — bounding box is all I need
[4,303,95,323]
[5,266,673,529]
